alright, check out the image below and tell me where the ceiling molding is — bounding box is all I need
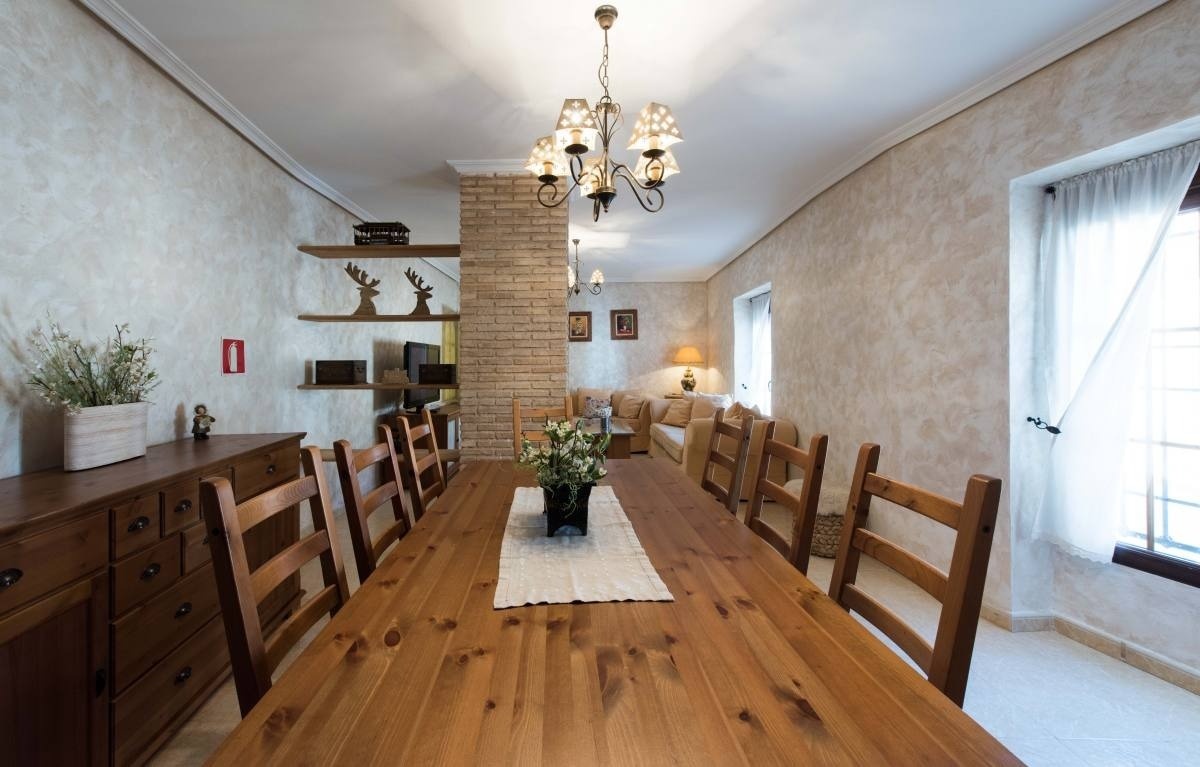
[76,0,460,283]
[707,0,1170,281]
[446,159,528,175]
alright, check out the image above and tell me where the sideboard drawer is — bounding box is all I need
[111,562,220,693]
[233,447,298,502]
[0,512,107,615]
[181,522,212,574]
[112,535,180,615]
[113,613,229,767]
[111,496,161,559]
[161,479,200,536]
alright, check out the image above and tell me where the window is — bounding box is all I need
[733,286,771,414]
[1117,168,1200,586]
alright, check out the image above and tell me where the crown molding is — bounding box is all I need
[77,0,459,282]
[446,159,529,175]
[707,0,1170,281]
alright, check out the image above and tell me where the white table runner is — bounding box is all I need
[493,486,674,609]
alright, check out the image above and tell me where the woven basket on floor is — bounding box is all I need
[811,513,844,558]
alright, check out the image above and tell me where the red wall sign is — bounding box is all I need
[222,338,245,375]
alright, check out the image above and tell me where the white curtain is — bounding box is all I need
[746,292,772,413]
[1028,141,1200,561]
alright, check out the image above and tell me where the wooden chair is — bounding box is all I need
[200,446,351,717]
[333,424,415,584]
[743,422,828,574]
[396,409,448,520]
[699,407,754,514]
[511,395,575,459]
[828,443,1002,707]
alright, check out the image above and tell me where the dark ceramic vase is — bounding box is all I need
[543,482,594,537]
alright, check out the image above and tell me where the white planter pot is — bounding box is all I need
[63,402,149,471]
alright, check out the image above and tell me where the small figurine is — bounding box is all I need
[192,404,216,440]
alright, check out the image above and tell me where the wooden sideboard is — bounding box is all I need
[0,433,305,766]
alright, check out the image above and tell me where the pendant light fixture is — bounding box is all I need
[567,238,603,297]
[525,5,683,221]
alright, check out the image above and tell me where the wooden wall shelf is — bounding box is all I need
[298,244,460,259]
[297,314,460,323]
[297,383,460,391]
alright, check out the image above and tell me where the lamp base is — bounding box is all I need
[680,368,696,392]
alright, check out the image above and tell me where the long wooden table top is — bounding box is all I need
[210,459,1019,766]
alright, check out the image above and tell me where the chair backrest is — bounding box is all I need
[200,446,351,717]
[827,443,1002,707]
[511,395,575,459]
[699,407,754,514]
[396,409,448,520]
[743,422,829,574]
[333,424,415,584]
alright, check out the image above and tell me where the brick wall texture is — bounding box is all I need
[459,173,568,459]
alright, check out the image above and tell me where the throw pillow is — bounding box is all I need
[725,402,745,420]
[582,395,611,418]
[661,398,693,427]
[684,391,732,420]
[616,394,645,419]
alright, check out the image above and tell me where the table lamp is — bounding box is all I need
[673,346,704,392]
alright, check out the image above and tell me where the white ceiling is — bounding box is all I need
[110,0,1159,281]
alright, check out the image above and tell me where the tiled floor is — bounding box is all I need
[151,483,1200,766]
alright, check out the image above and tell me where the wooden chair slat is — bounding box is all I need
[361,481,401,515]
[262,583,340,674]
[755,477,796,508]
[512,396,574,460]
[709,451,737,473]
[235,475,318,532]
[352,441,392,472]
[829,443,1001,707]
[852,528,948,603]
[863,472,961,529]
[842,584,934,673]
[747,519,790,560]
[249,531,331,601]
[744,428,828,574]
[201,446,351,717]
[699,408,753,515]
[371,519,409,563]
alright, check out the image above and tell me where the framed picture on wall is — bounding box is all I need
[568,311,592,342]
[610,309,638,340]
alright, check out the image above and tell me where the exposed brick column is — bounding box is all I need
[458,173,568,459]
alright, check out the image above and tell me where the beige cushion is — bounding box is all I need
[684,391,732,421]
[725,402,745,420]
[616,393,646,419]
[575,387,612,415]
[581,395,611,418]
[649,422,686,462]
[661,398,693,427]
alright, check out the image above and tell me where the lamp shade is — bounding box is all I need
[673,346,704,365]
[525,135,569,181]
[579,157,605,198]
[634,150,679,185]
[627,102,683,154]
[554,98,599,154]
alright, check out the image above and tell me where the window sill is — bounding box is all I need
[1112,544,1200,589]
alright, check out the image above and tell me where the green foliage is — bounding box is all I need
[517,419,610,499]
[26,321,159,411]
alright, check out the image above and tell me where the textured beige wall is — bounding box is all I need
[707,0,1200,670]
[458,173,567,459]
[567,282,708,397]
[0,0,458,481]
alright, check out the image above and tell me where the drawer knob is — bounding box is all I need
[127,516,151,533]
[174,499,193,514]
[141,563,162,580]
[0,568,22,588]
[174,666,193,685]
[175,601,193,619]
[266,464,277,475]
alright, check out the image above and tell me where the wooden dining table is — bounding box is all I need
[210,458,1020,766]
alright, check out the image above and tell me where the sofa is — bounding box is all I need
[572,388,653,453]
[647,394,797,501]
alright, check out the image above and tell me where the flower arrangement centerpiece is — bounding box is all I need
[26,321,159,471]
[518,420,610,536]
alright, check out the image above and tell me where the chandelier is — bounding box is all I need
[567,238,603,296]
[525,5,683,222]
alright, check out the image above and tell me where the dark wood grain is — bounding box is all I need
[209,459,1019,766]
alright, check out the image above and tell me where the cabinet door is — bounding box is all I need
[0,572,109,766]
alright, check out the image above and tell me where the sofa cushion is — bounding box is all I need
[685,391,732,420]
[574,387,611,415]
[616,393,646,419]
[725,402,745,420]
[581,395,611,418]
[661,398,693,427]
[649,422,686,462]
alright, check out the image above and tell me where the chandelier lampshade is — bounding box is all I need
[554,99,599,155]
[525,135,569,182]
[530,6,683,221]
[627,102,683,156]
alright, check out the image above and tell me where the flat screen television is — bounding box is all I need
[403,341,441,410]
